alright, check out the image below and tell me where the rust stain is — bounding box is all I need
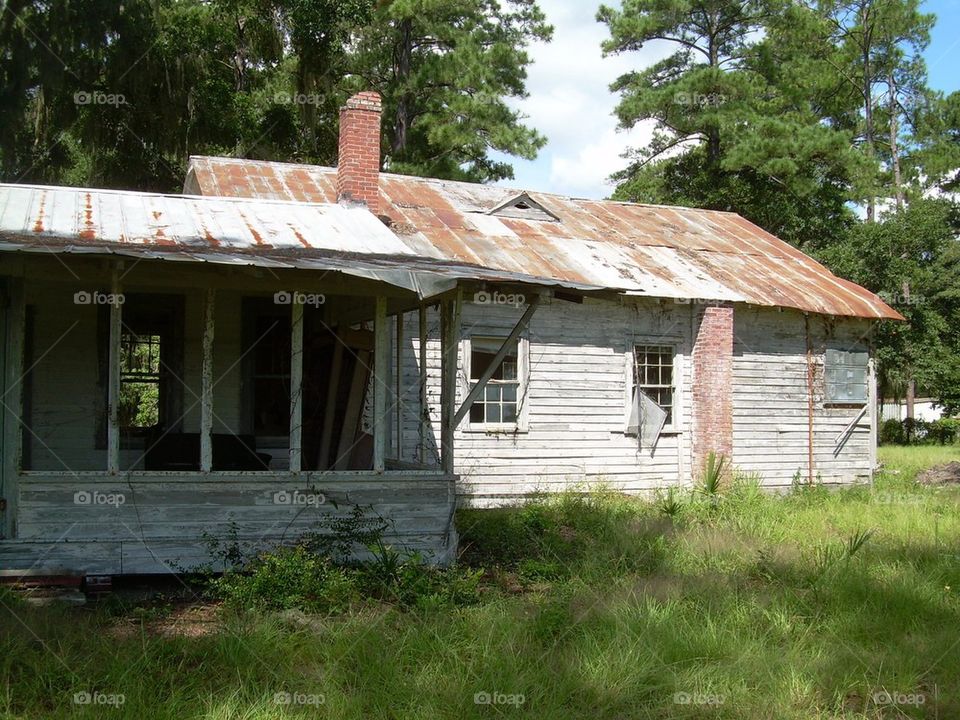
[289,224,310,248]
[78,192,96,240]
[154,157,907,320]
[32,191,47,232]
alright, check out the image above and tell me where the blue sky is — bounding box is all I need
[494,0,960,200]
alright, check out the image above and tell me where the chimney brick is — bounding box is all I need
[691,304,734,477]
[337,91,382,213]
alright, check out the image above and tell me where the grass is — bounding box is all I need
[2,445,960,719]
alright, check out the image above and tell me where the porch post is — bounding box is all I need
[868,354,878,474]
[200,289,215,473]
[1,278,25,538]
[395,311,404,460]
[289,298,304,473]
[106,266,123,474]
[373,296,388,473]
[440,289,461,474]
[417,303,428,462]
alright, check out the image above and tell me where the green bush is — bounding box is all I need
[210,545,360,614]
[880,418,906,445]
[360,540,483,609]
[879,416,959,445]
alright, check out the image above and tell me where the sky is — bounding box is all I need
[493,0,960,200]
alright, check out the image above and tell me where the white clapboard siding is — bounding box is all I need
[732,307,872,487]
[5,472,457,573]
[398,296,695,502]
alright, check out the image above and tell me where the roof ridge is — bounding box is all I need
[187,155,743,216]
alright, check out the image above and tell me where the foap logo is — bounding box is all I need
[74,490,125,508]
[874,491,925,506]
[273,92,322,106]
[473,290,526,308]
[273,691,325,706]
[73,90,127,107]
[673,691,725,706]
[674,296,723,305]
[474,691,525,707]
[674,91,726,107]
[878,290,925,306]
[74,290,125,306]
[873,690,926,706]
[274,291,325,308]
[273,489,325,507]
[73,691,125,707]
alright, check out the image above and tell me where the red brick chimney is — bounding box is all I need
[336,91,382,214]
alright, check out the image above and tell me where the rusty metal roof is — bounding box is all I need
[186,155,902,320]
[0,183,594,298]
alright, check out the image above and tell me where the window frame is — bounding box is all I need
[460,333,530,433]
[625,341,680,435]
[96,294,185,448]
[824,347,869,406]
[240,297,293,446]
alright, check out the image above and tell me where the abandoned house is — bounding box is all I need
[0,92,901,575]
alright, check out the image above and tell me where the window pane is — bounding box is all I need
[470,403,485,423]
[471,349,495,381]
[470,336,521,426]
[120,381,160,428]
[635,345,675,424]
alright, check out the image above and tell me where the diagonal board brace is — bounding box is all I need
[454,294,541,427]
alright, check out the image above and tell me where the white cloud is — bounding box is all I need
[494,0,672,199]
[548,121,657,197]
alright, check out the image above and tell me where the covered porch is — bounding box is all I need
[0,186,467,575]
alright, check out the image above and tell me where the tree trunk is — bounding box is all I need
[888,72,904,210]
[902,279,915,440]
[862,4,876,222]
[391,18,414,158]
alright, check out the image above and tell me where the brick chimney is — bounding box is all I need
[691,303,735,476]
[336,91,382,214]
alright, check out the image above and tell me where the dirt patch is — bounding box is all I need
[110,602,222,639]
[916,462,960,485]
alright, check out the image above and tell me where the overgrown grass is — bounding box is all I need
[2,446,959,718]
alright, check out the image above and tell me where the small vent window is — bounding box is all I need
[488,193,559,222]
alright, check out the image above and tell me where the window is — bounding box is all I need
[119,332,162,429]
[634,345,674,425]
[467,336,525,429]
[249,312,292,438]
[825,349,868,404]
[98,294,184,444]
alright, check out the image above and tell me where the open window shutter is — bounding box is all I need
[639,391,667,452]
[626,386,641,436]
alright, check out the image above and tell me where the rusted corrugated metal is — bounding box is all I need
[186,155,903,320]
[1,183,609,298]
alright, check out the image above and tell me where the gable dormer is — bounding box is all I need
[488,193,559,222]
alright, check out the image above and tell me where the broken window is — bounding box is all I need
[634,345,674,425]
[110,294,185,442]
[468,336,522,427]
[119,332,162,429]
[825,349,868,404]
[626,344,675,450]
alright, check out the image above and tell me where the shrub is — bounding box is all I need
[879,417,959,445]
[211,545,360,614]
[880,418,906,445]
